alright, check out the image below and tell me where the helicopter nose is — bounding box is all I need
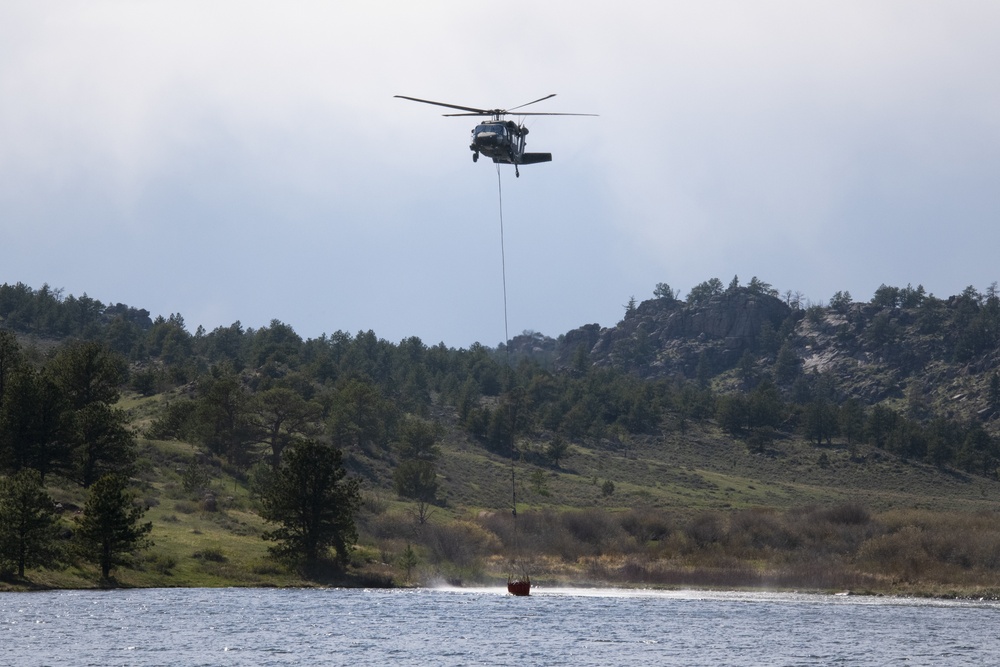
[474,132,499,147]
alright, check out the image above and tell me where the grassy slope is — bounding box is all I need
[439,421,1000,516]
[7,390,1000,592]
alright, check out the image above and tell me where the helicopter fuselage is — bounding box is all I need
[470,119,551,167]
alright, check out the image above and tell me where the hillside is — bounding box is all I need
[4,278,1000,594]
[518,282,1000,425]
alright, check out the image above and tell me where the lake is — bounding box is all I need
[3,586,999,666]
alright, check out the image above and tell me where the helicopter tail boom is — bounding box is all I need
[519,153,552,165]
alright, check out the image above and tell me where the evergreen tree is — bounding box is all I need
[398,543,419,582]
[69,402,137,488]
[0,329,23,412]
[392,417,441,508]
[747,276,777,296]
[829,290,853,314]
[989,372,1000,414]
[392,459,438,504]
[687,278,723,305]
[255,387,322,469]
[0,368,69,480]
[76,474,152,579]
[864,404,901,449]
[0,469,60,577]
[871,284,901,309]
[804,397,838,445]
[838,398,865,445]
[653,283,677,300]
[48,341,126,410]
[756,320,781,356]
[326,378,397,455]
[747,379,783,431]
[716,393,749,436]
[545,436,570,468]
[774,342,801,384]
[738,350,758,389]
[46,341,136,486]
[259,441,359,567]
[394,417,440,462]
[192,365,256,466]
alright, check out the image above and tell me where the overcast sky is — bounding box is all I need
[3,2,999,348]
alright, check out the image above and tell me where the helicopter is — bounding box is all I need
[394,94,596,177]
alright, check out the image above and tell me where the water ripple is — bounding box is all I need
[3,588,1000,666]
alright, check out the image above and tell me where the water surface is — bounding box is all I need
[3,586,998,665]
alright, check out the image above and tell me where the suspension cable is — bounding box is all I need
[496,162,510,369]
[497,162,524,577]
[496,162,514,507]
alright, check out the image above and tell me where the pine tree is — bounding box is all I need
[989,372,1000,414]
[259,441,359,567]
[0,469,60,577]
[76,474,152,580]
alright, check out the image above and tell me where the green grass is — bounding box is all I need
[8,402,1000,594]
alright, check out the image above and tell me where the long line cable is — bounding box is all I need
[496,162,513,504]
[496,162,510,367]
[496,162,525,580]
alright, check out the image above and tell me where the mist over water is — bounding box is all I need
[3,587,999,666]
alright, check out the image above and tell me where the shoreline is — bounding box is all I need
[4,574,1000,602]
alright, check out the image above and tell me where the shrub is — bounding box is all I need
[422,521,499,568]
[480,510,579,561]
[174,500,198,514]
[182,464,212,494]
[366,512,417,540]
[141,553,177,575]
[561,509,629,554]
[251,561,285,575]
[857,526,931,581]
[617,508,674,546]
[817,503,870,526]
[685,512,726,548]
[728,509,799,553]
[193,547,227,563]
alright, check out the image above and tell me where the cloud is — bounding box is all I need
[2,2,999,345]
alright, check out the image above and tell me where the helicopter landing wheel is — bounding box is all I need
[515,166,520,178]
[472,152,478,163]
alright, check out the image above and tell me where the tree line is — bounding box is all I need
[0,333,135,486]
[5,278,1000,480]
[4,277,1000,582]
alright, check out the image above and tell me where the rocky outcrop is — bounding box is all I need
[552,288,792,377]
[508,285,1000,429]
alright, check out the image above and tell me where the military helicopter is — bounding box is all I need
[394,94,596,177]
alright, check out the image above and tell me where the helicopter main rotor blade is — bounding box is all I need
[513,112,600,117]
[394,95,490,115]
[507,93,557,112]
[444,111,598,118]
